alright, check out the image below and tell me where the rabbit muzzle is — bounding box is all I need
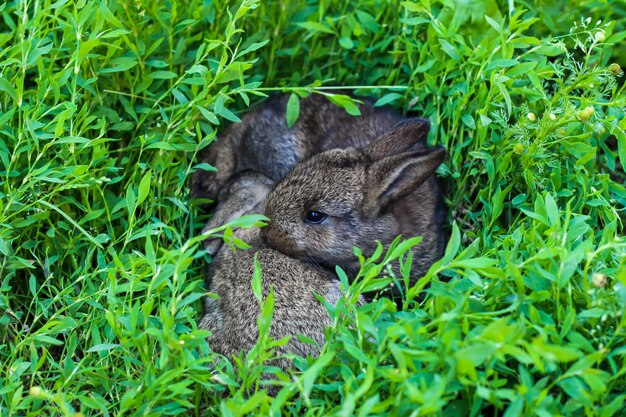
[261,226,305,257]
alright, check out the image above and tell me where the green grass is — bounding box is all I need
[1,0,626,415]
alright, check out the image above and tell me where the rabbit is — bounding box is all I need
[199,171,360,373]
[261,118,447,297]
[190,93,405,205]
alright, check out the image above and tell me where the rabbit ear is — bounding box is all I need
[366,146,446,209]
[364,118,430,159]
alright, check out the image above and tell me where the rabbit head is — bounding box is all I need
[261,118,446,274]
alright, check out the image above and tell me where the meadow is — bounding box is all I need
[1,0,625,415]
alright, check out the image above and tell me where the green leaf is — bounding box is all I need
[438,39,461,62]
[0,236,8,256]
[444,222,461,261]
[299,351,335,398]
[325,94,361,116]
[197,106,220,125]
[236,39,269,58]
[171,88,188,104]
[149,71,178,79]
[344,342,372,365]
[484,15,501,31]
[0,76,17,101]
[335,265,349,290]
[485,59,519,71]
[450,257,498,269]
[502,397,524,417]
[252,253,263,302]
[544,193,559,226]
[374,92,403,107]
[216,105,241,123]
[87,344,121,353]
[461,114,476,129]
[558,377,592,406]
[286,93,300,128]
[137,171,152,205]
[601,395,626,417]
[77,39,101,63]
[99,57,138,73]
[339,37,354,49]
[33,335,64,346]
[296,21,335,34]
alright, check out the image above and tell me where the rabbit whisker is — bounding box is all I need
[304,255,326,272]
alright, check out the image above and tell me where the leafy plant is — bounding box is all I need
[0,0,625,416]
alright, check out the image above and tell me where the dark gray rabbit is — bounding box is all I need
[261,119,447,294]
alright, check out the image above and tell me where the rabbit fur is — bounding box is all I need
[198,171,355,372]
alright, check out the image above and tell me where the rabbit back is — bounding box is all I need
[200,239,344,368]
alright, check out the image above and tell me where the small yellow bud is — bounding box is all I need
[594,31,605,42]
[29,386,44,397]
[526,112,536,122]
[609,63,622,76]
[592,273,607,288]
[513,143,524,154]
[577,106,594,122]
[549,113,557,121]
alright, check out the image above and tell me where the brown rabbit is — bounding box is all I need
[261,119,447,295]
[199,171,359,372]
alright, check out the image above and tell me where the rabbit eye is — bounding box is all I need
[304,210,327,224]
